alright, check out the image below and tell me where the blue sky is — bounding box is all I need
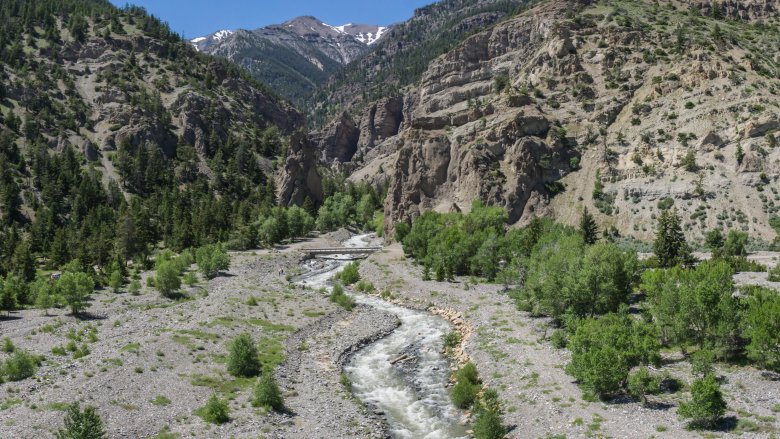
[109,0,433,38]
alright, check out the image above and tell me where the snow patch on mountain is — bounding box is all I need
[213,30,234,40]
[355,27,387,45]
[190,29,233,51]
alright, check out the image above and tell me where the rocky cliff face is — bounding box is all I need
[310,0,529,126]
[193,17,387,105]
[311,96,405,163]
[696,0,780,20]
[341,0,780,244]
[277,132,324,205]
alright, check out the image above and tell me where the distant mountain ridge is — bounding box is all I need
[192,16,389,104]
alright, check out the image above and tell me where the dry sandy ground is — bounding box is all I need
[360,244,780,439]
[0,233,390,439]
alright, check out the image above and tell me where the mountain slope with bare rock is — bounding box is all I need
[335,0,780,246]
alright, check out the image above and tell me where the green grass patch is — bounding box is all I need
[258,336,285,372]
[119,342,141,353]
[247,319,295,332]
[190,374,253,398]
[0,397,22,411]
[151,395,171,406]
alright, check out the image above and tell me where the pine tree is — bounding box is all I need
[579,208,599,245]
[0,276,17,315]
[55,404,106,439]
[653,210,692,268]
[227,333,260,378]
[736,144,745,166]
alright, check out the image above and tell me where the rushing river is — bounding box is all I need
[296,234,468,439]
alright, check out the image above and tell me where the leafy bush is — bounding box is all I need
[451,362,481,409]
[691,349,716,377]
[183,272,198,286]
[627,367,660,405]
[253,373,284,411]
[154,261,181,298]
[566,313,660,399]
[316,193,356,231]
[641,260,739,355]
[198,394,230,425]
[401,202,518,280]
[678,374,727,429]
[336,262,360,285]
[128,280,141,296]
[768,263,780,282]
[443,332,462,351]
[226,334,260,378]
[742,287,780,372]
[2,337,14,353]
[550,329,568,349]
[196,244,230,279]
[451,379,480,409]
[725,257,765,273]
[522,234,638,320]
[723,230,748,258]
[473,406,506,439]
[57,271,95,316]
[3,350,37,381]
[329,283,354,311]
[55,403,106,439]
[355,280,374,293]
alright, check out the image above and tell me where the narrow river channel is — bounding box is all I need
[296,234,469,439]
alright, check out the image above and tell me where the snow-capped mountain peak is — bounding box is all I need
[190,29,234,51]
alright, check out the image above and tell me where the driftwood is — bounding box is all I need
[389,354,416,365]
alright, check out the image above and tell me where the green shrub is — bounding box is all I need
[627,367,660,405]
[198,394,229,424]
[128,279,141,295]
[657,197,674,210]
[226,334,260,378]
[183,272,198,286]
[109,270,123,293]
[196,244,230,279]
[451,380,480,409]
[55,403,106,439]
[566,313,660,399]
[2,337,15,353]
[253,373,284,411]
[57,272,95,316]
[154,261,181,298]
[442,332,462,351]
[691,349,716,377]
[473,406,507,439]
[355,280,374,293]
[742,287,780,372]
[451,362,481,408]
[336,262,360,285]
[456,362,479,384]
[329,283,354,311]
[3,350,37,381]
[768,264,780,282]
[524,235,638,320]
[678,374,727,429]
[550,329,568,349]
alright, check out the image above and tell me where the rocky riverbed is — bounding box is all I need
[0,233,397,438]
